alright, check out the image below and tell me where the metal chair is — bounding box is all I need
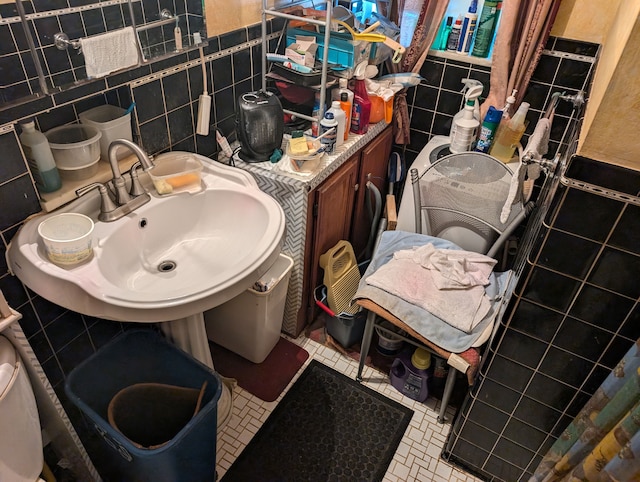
[354,152,533,423]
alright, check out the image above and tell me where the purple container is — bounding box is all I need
[389,350,430,402]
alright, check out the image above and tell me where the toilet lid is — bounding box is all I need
[0,335,18,400]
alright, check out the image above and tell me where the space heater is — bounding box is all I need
[236,90,284,163]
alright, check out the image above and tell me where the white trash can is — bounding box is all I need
[204,254,294,363]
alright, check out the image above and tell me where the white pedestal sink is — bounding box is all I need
[7,153,286,431]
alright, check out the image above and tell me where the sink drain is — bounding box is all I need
[157,260,176,272]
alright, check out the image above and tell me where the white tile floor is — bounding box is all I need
[215,334,483,482]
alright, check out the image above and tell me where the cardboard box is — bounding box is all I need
[285,35,318,67]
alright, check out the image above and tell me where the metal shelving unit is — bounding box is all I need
[261,0,334,123]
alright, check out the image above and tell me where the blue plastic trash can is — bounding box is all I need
[65,329,222,482]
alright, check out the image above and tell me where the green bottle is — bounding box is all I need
[472,0,502,58]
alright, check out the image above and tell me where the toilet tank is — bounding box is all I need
[0,335,43,481]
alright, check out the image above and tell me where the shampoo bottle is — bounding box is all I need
[457,0,478,54]
[339,93,351,141]
[327,101,346,148]
[449,99,480,153]
[351,75,371,135]
[446,16,463,52]
[490,102,530,162]
[19,121,62,193]
[332,78,353,134]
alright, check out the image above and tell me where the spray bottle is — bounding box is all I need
[450,98,480,153]
[449,79,483,141]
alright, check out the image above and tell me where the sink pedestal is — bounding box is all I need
[160,314,233,432]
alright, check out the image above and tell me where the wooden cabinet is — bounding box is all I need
[236,121,392,338]
[298,125,393,335]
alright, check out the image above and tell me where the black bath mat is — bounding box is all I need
[222,360,414,482]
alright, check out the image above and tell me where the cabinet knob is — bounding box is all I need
[354,183,359,192]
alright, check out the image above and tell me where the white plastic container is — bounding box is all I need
[18,121,62,193]
[45,124,101,169]
[79,105,132,161]
[148,153,203,195]
[327,101,346,148]
[37,213,94,266]
[204,254,294,363]
[57,158,100,181]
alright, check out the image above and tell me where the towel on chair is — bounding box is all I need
[80,27,139,79]
[366,243,497,333]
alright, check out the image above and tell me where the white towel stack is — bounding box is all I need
[80,27,140,79]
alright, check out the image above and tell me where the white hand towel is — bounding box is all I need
[80,27,139,79]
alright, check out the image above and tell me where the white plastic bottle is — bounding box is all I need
[449,99,480,153]
[332,78,353,133]
[457,0,478,54]
[327,101,346,148]
[19,121,62,192]
[449,79,483,141]
[319,111,338,154]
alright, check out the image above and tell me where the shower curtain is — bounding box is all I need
[481,0,562,118]
[530,338,640,482]
[386,0,449,144]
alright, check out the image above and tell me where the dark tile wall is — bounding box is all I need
[440,37,640,480]
[0,0,204,105]
[443,153,640,482]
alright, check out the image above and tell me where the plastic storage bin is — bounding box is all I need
[204,254,294,363]
[148,152,203,195]
[286,27,372,77]
[65,330,222,482]
[79,104,133,161]
[314,285,366,348]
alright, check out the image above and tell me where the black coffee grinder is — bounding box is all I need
[236,90,284,163]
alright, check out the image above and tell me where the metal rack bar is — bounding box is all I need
[261,0,333,122]
[54,9,175,51]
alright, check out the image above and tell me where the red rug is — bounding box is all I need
[210,337,309,402]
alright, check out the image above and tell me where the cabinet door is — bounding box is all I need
[350,125,393,260]
[297,155,359,335]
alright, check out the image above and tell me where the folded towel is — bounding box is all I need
[366,243,497,333]
[80,27,139,79]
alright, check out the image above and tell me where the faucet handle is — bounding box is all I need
[76,182,118,215]
[128,161,147,197]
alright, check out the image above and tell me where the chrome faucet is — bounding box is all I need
[107,139,155,205]
[77,139,156,222]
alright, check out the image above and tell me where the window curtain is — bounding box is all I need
[481,0,562,118]
[386,0,449,144]
[530,338,640,482]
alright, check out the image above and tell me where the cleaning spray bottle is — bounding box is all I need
[449,79,483,141]
[351,62,371,135]
[449,98,480,153]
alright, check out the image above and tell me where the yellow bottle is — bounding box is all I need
[490,102,529,163]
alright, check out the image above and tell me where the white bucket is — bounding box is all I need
[79,105,132,161]
[38,213,94,266]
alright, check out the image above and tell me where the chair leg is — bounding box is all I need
[437,365,458,423]
[356,310,376,382]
